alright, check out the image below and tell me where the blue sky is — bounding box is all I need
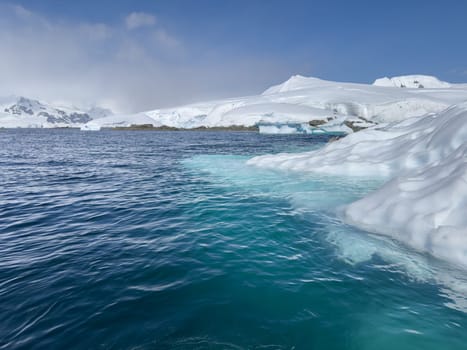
[1,0,466,112]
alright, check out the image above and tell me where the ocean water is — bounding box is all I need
[1,129,467,349]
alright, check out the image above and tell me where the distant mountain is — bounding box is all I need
[0,96,113,128]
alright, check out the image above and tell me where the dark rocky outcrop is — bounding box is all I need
[309,119,327,127]
[344,116,376,132]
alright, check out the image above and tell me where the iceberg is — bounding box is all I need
[248,103,467,268]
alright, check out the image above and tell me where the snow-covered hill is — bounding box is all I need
[0,96,112,128]
[82,74,467,133]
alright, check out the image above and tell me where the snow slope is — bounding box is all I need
[83,74,467,131]
[0,96,112,128]
[248,103,467,268]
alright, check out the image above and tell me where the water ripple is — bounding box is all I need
[0,130,466,349]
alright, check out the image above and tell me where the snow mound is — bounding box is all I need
[248,103,467,267]
[345,144,467,267]
[373,75,451,89]
[262,75,328,94]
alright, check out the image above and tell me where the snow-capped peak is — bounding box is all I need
[3,96,45,115]
[0,96,113,128]
[262,75,327,95]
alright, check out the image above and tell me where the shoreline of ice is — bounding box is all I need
[247,102,467,268]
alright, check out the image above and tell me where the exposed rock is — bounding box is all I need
[344,117,377,132]
[309,119,327,127]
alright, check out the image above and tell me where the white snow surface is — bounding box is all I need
[83,75,467,131]
[248,103,467,268]
[373,75,452,89]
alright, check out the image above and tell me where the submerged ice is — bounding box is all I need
[185,152,467,312]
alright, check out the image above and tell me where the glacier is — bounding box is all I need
[80,74,467,131]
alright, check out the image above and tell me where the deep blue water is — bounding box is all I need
[1,129,467,349]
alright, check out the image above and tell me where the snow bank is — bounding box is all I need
[345,144,467,267]
[248,103,467,268]
[248,104,466,176]
[373,75,452,89]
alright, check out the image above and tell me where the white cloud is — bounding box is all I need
[125,12,156,30]
[79,23,112,41]
[0,4,295,113]
[12,4,33,19]
[153,29,181,50]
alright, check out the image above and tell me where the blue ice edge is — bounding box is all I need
[183,153,467,313]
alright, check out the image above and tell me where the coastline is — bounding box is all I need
[105,124,259,132]
[0,125,259,132]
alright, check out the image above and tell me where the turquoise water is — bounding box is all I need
[1,129,466,349]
